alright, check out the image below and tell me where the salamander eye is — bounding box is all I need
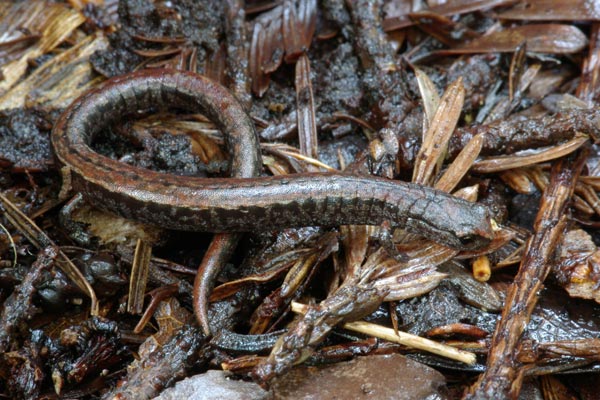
[459,234,475,245]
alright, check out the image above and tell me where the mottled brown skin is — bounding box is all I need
[194,232,238,334]
[52,69,261,335]
[450,108,600,157]
[52,69,494,251]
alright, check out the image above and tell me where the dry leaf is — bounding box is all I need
[435,24,588,55]
[413,78,465,185]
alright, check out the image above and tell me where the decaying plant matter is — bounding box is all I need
[1,0,600,399]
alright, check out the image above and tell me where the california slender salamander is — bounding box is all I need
[52,69,494,251]
[52,69,495,335]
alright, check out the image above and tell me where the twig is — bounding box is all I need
[345,0,413,128]
[472,134,589,173]
[435,133,484,193]
[413,78,465,185]
[225,0,252,108]
[449,108,600,158]
[291,302,477,365]
[104,325,207,400]
[0,246,58,353]
[127,239,152,315]
[295,53,318,158]
[465,147,589,399]
[252,285,385,383]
